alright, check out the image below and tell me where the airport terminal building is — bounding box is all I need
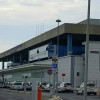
[0,19,100,87]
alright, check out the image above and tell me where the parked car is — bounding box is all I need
[10,81,24,90]
[76,82,97,95]
[5,81,13,88]
[43,83,53,91]
[0,81,5,88]
[26,82,32,90]
[57,82,74,93]
[38,82,48,90]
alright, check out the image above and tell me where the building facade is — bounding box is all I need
[0,19,100,87]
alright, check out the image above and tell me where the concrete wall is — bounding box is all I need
[88,42,100,88]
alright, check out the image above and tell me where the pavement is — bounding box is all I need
[42,93,62,100]
[0,88,62,100]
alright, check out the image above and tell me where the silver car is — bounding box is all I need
[57,82,74,93]
[76,82,97,95]
[10,81,24,90]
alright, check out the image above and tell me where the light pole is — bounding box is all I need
[56,19,61,89]
[84,0,91,100]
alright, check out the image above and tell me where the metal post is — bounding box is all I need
[24,76,27,92]
[84,0,91,100]
[56,19,61,90]
[99,52,100,71]
[63,76,64,82]
[52,45,57,95]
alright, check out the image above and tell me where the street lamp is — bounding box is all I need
[84,0,91,100]
[56,19,61,89]
[56,19,61,57]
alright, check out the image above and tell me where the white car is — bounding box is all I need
[57,82,74,93]
[43,83,53,91]
[26,82,32,90]
[0,81,5,88]
[76,82,97,95]
[10,81,24,90]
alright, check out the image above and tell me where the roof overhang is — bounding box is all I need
[0,63,51,74]
[0,23,100,59]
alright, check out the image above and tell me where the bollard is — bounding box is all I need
[38,87,42,100]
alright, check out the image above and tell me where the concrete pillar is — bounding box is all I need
[67,34,72,55]
[2,59,4,69]
[19,53,22,65]
[7,57,9,68]
[12,55,15,63]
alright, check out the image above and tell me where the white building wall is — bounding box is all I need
[88,42,100,87]
[3,55,84,86]
[58,56,71,83]
[33,56,72,83]
[74,56,84,87]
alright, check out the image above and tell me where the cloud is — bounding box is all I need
[0,0,88,25]
[0,0,99,26]
[0,40,17,53]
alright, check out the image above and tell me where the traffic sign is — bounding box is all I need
[52,58,57,62]
[1,74,4,78]
[47,69,52,75]
[52,64,57,69]
[62,73,66,76]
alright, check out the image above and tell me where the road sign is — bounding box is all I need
[52,58,57,62]
[1,74,4,78]
[62,73,66,76]
[52,64,57,69]
[47,69,52,75]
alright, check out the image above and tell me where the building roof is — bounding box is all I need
[78,19,100,25]
[0,20,100,59]
[0,63,51,74]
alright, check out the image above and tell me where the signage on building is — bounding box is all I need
[47,69,52,75]
[29,44,49,61]
[52,64,57,69]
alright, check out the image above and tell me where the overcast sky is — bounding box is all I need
[0,0,100,69]
[0,0,100,53]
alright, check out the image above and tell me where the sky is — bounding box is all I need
[0,0,100,68]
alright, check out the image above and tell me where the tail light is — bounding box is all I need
[71,86,74,88]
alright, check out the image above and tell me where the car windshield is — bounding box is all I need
[64,83,72,86]
[14,83,22,85]
[42,83,48,85]
[87,83,95,87]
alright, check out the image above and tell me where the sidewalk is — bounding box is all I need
[42,93,62,100]
[0,88,62,100]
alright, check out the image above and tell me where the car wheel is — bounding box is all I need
[94,93,96,95]
[76,91,79,95]
[71,91,73,93]
[87,93,90,95]
[82,90,84,95]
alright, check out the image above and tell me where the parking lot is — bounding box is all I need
[58,92,100,100]
[0,88,100,100]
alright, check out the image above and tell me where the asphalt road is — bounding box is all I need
[57,92,100,100]
[0,89,31,100]
[0,88,100,100]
